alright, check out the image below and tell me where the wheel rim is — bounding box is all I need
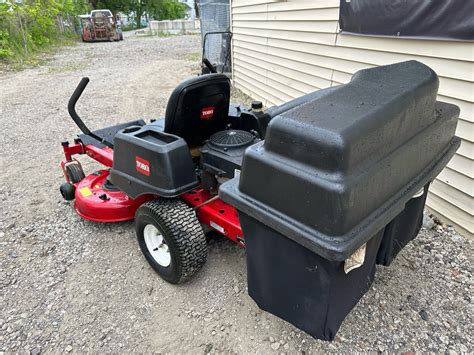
[144,224,171,267]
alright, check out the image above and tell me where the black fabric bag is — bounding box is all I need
[376,183,430,266]
[241,213,384,341]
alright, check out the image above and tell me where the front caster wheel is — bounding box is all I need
[60,183,75,201]
[135,199,207,284]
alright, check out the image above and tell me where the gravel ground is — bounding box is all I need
[0,33,472,353]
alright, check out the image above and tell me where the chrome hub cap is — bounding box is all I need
[144,224,171,267]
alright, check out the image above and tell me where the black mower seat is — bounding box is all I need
[164,74,231,146]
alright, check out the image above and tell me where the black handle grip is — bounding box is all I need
[67,77,113,148]
[203,58,217,73]
[68,77,91,135]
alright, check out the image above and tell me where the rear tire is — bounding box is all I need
[135,199,207,284]
[65,163,85,183]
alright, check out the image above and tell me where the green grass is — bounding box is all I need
[46,61,86,74]
[184,52,200,62]
[156,32,177,38]
[1,34,79,72]
[136,31,180,38]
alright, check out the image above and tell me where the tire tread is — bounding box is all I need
[137,199,207,283]
[66,163,85,183]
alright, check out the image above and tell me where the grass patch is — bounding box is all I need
[47,61,86,74]
[137,31,180,38]
[1,35,79,72]
[156,32,177,38]
[185,52,200,62]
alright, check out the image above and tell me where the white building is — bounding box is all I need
[230,0,473,238]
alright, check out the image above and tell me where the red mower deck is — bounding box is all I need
[74,169,152,222]
[61,140,244,234]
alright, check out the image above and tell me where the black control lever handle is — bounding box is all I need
[203,58,217,73]
[67,77,113,148]
[68,77,91,135]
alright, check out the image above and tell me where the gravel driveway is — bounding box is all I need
[0,33,472,353]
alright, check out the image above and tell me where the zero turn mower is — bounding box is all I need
[59,60,460,340]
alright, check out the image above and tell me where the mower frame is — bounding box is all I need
[60,130,244,244]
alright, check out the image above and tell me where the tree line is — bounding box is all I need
[0,0,189,61]
[94,0,189,29]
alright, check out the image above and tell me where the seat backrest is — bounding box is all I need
[164,74,231,146]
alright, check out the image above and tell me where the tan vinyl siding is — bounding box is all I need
[231,0,474,238]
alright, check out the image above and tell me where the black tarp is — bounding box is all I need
[339,0,474,41]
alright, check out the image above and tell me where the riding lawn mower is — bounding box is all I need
[59,60,460,341]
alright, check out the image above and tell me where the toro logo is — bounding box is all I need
[200,106,215,120]
[135,156,150,176]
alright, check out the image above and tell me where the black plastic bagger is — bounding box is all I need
[220,61,460,340]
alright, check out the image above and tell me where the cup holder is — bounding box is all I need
[122,126,142,134]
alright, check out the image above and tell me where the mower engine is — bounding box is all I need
[200,129,260,192]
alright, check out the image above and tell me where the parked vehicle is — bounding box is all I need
[58,60,459,340]
[79,9,123,42]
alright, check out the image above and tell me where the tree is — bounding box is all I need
[89,0,146,28]
[125,0,148,28]
[88,0,187,28]
[148,0,187,21]
[194,0,199,18]
[93,0,129,15]
[1,0,91,60]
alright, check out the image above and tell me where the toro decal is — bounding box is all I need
[200,106,215,120]
[135,156,150,176]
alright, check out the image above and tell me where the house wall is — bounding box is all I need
[231,0,474,238]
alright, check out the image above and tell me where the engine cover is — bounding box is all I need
[201,130,259,179]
